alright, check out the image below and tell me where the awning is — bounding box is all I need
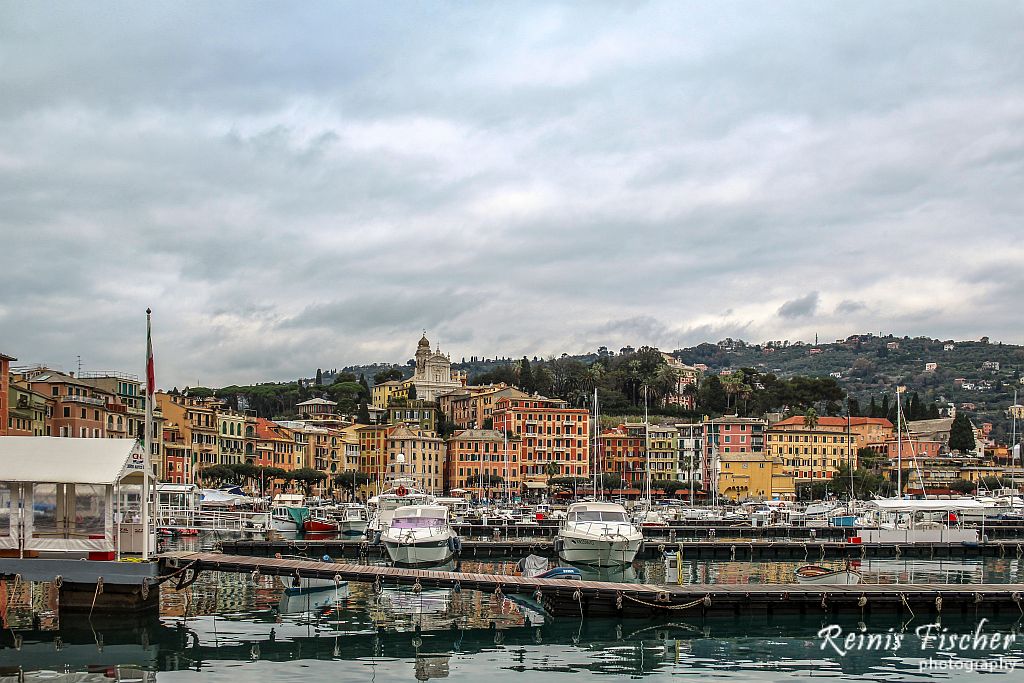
[522,482,548,490]
[0,436,145,485]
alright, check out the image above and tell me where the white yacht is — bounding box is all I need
[367,481,431,537]
[556,501,643,566]
[380,504,459,567]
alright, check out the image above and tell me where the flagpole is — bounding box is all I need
[143,308,154,560]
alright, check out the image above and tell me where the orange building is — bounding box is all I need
[16,369,113,438]
[490,395,589,484]
[0,353,14,435]
[445,429,521,497]
[357,424,392,494]
[599,423,646,489]
[163,423,192,484]
[439,385,529,430]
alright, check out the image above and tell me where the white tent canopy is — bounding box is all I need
[0,437,147,554]
[0,437,145,485]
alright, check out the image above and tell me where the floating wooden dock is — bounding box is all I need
[450,522,1024,541]
[159,551,1024,618]
[220,537,1024,561]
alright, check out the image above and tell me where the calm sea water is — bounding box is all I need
[3,537,1024,681]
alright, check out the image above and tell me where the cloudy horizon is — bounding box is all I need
[1,2,1022,388]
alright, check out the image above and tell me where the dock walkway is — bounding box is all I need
[159,551,1024,618]
[220,537,1024,561]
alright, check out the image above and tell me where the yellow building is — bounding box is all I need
[718,452,792,501]
[766,416,890,486]
[371,380,408,409]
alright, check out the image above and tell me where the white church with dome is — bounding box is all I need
[407,332,466,401]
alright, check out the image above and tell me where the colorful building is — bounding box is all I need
[384,424,445,494]
[444,429,521,498]
[6,383,52,436]
[16,369,113,439]
[491,395,589,486]
[0,353,14,435]
[718,451,792,501]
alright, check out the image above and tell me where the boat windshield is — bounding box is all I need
[572,511,627,522]
[390,517,444,529]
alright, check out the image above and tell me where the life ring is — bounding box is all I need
[396,486,408,497]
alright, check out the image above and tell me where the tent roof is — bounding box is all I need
[0,436,145,485]
[866,498,986,511]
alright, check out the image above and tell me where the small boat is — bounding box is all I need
[271,494,308,532]
[336,503,369,536]
[304,507,340,533]
[517,555,582,580]
[795,564,861,585]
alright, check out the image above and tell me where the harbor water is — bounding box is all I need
[2,534,1024,681]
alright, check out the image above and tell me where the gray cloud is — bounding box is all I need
[1,2,1022,386]
[778,292,820,319]
[835,300,867,315]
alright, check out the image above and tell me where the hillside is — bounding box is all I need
[327,333,1024,438]
[674,334,1024,438]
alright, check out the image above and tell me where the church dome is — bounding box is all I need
[418,333,430,348]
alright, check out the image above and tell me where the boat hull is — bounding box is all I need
[382,534,455,567]
[557,533,641,566]
[303,518,339,533]
[795,566,861,585]
[271,517,300,532]
[339,519,368,536]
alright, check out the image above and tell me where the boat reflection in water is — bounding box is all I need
[276,579,351,616]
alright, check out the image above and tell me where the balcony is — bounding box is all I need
[61,395,105,406]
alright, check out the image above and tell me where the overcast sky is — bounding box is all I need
[1,2,1022,388]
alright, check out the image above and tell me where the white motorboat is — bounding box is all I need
[795,564,862,585]
[336,503,369,536]
[367,481,431,536]
[380,504,459,567]
[556,501,643,567]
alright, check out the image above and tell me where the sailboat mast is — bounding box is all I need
[644,386,651,505]
[896,389,903,497]
[592,387,599,500]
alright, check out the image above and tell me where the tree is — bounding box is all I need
[544,461,560,481]
[332,471,372,500]
[698,375,728,414]
[407,384,417,400]
[597,473,623,495]
[290,468,327,496]
[373,367,404,385]
[948,479,977,494]
[356,401,371,425]
[949,413,976,454]
[482,417,493,430]
[803,407,819,431]
[358,374,370,400]
[519,357,534,393]
[315,368,323,386]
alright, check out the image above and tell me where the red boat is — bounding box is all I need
[303,516,339,533]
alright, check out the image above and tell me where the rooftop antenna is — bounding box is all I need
[77,355,82,375]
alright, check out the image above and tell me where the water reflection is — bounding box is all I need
[4,552,1024,681]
